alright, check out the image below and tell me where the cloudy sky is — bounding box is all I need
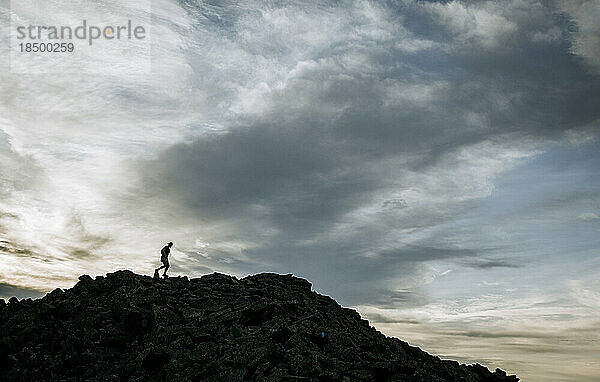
[1,0,599,380]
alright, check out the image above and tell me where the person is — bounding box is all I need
[154,242,173,279]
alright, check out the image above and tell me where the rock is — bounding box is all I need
[495,368,507,376]
[78,274,93,282]
[152,305,180,327]
[121,308,149,333]
[0,270,519,381]
[0,339,9,367]
[141,347,172,372]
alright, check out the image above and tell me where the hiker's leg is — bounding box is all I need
[163,260,170,276]
[156,264,165,271]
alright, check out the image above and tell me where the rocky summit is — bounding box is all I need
[0,270,519,381]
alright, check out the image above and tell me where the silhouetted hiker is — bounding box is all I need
[154,242,173,279]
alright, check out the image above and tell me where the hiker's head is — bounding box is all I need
[168,242,173,247]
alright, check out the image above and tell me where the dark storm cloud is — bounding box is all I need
[142,126,339,218]
[139,124,388,240]
[136,0,600,306]
[460,258,522,269]
[377,245,479,263]
[399,1,600,132]
[0,282,45,300]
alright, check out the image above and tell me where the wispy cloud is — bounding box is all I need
[577,212,600,221]
[459,258,522,269]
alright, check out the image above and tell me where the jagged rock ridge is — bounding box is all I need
[0,270,519,381]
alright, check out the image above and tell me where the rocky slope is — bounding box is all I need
[0,270,519,381]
